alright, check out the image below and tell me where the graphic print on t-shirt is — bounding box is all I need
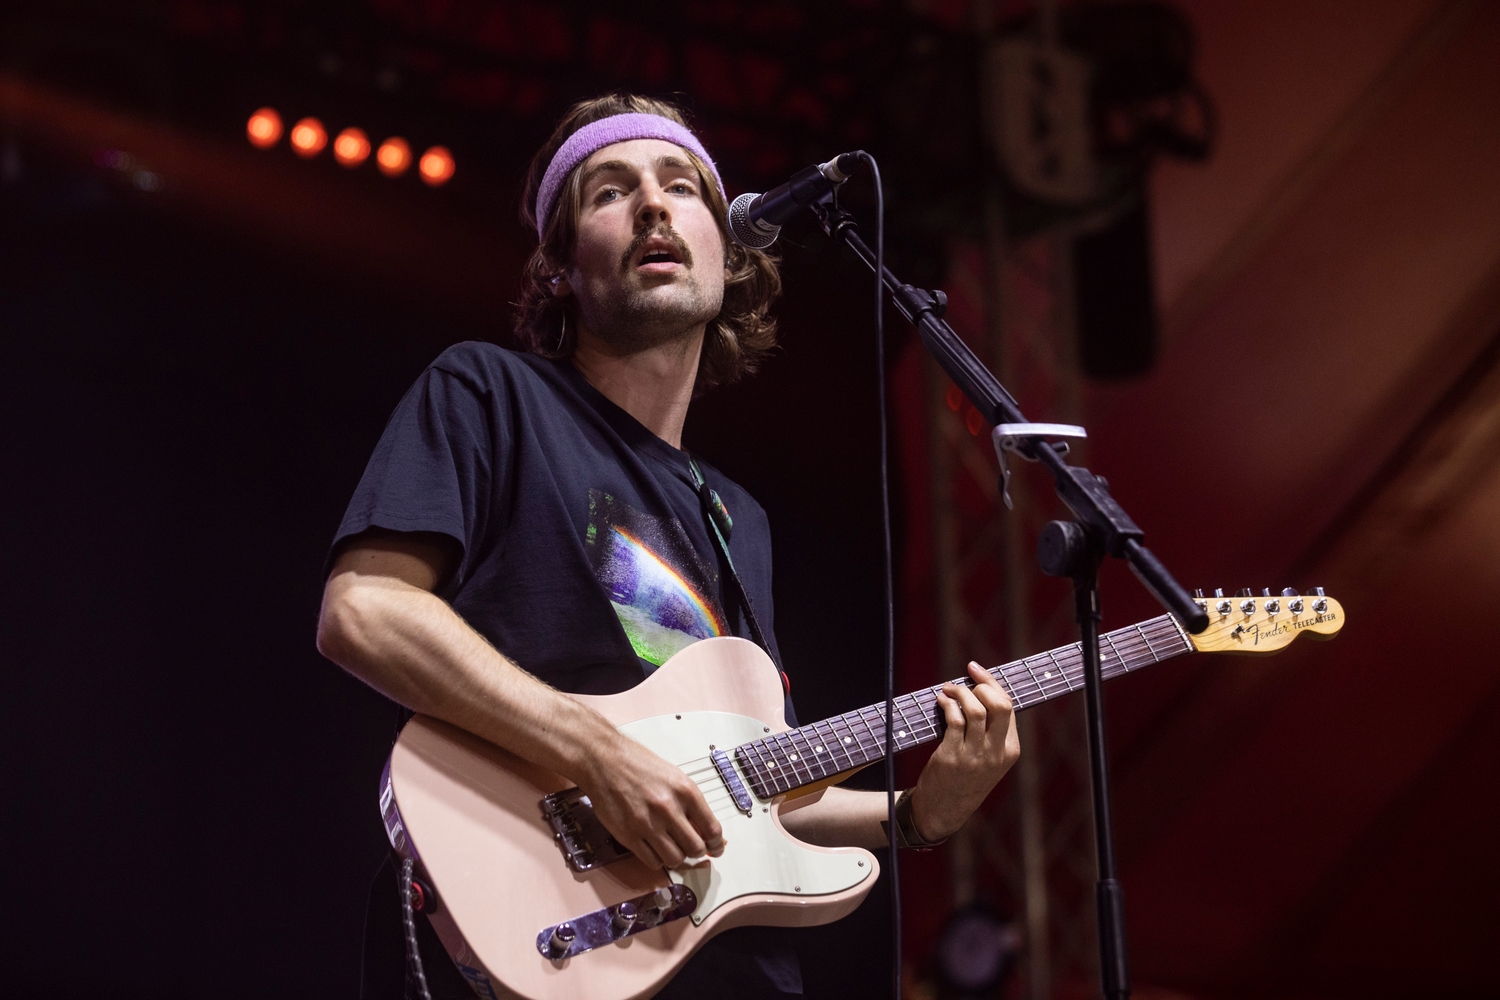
[585,489,727,666]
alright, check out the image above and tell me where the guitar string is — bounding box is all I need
[565,610,1308,844]
[679,610,1324,802]
[673,621,1187,788]
[670,621,1190,797]
[671,617,1187,788]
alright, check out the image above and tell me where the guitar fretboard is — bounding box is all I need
[732,614,1192,799]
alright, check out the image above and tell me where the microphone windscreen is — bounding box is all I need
[728,192,780,250]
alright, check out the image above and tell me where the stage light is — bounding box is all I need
[246,108,283,149]
[290,117,328,158]
[333,127,371,168]
[418,146,455,186]
[376,137,412,177]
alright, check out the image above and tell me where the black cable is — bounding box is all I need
[855,150,900,1000]
[400,857,433,1000]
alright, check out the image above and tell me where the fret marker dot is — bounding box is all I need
[766,762,776,769]
[1044,671,1053,678]
[897,730,906,738]
[815,746,823,753]
[843,737,852,744]
[789,754,798,761]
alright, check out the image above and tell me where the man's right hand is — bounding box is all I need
[318,534,724,871]
[573,731,726,870]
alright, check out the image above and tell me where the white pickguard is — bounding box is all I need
[615,711,873,924]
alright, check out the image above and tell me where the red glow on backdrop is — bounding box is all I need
[289,117,327,158]
[246,108,282,148]
[333,127,371,168]
[418,146,455,186]
[376,137,412,177]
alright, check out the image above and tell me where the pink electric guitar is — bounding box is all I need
[380,589,1343,1000]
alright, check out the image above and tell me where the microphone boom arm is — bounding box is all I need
[806,197,1208,635]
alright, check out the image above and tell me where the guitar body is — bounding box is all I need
[383,637,878,1000]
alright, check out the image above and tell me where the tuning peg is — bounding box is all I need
[1312,587,1325,597]
[1261,588,1280,613]
[1193,588,1204,599]
[1211,587,1230,615]
[1234,587,1255,613]
[1312,587,1327,614]
[1213,588,1225,598]
[1281,587,1299,597]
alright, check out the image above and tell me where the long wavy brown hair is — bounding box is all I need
[513,94,781,392]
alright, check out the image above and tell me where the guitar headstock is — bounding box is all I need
[1187,587,1344,655]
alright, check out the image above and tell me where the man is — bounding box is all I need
[317,93,1020,999]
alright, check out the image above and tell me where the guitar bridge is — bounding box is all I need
[537,884,698,961]
[540,787,634,872]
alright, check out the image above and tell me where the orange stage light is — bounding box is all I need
[246,108,283,149]
[333,127,371,168]
[290,117,328,158]
[418,146,455,187]
[376,137,412,177]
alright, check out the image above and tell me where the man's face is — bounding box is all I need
[559,138,727,353]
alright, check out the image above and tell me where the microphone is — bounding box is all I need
[728,152,860,249]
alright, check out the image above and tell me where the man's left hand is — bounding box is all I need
[908,661,1021,843]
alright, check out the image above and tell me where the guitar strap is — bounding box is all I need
[686,455,773,659]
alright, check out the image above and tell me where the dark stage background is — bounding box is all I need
[2,148,902,996]
[6,2,1500,999]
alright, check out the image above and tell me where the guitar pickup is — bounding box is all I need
[540,788,634,872]
[537,884,698,961]
[712,748,754,814]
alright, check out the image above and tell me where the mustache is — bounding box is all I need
[620,224,694,271]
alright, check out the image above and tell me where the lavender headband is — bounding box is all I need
[534,112,724,241]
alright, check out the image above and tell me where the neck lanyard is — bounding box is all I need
[686,455,771,656]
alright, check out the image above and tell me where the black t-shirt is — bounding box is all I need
[334,342,801,998]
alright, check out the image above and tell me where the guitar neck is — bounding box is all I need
[734,614,1193,799]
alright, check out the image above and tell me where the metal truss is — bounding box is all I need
[926,229,1100,999]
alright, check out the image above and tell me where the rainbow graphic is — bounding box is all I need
[595,522,725,666]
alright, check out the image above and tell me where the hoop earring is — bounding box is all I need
[555,311,568,353]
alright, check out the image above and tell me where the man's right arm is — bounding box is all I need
[316,532,724,869]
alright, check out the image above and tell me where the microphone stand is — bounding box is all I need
[806,193,1209,1000]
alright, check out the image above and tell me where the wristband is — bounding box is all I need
[882,788,948,851]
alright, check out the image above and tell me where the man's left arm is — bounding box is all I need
[778,662,1020,849]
